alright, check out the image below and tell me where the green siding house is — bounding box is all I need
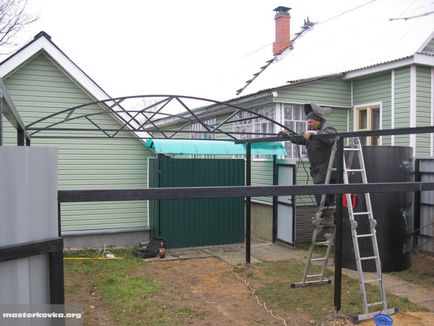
[233,1,434,244]
[0,32,155,248]
[148,1,434,244]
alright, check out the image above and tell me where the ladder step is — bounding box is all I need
[345,169,364,172]
[356,233,374,238]
[291,279,331,288]
[306,274,323,278]
[364,278,382,284]
[360,256,378,261]
[310,257,327,262]
[319,205,336,210]
[344,148,359,151]
[367,301,384,307]
[353,212,371,216]
[315,241,333,246]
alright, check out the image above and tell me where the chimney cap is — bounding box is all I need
[273,6,291,13]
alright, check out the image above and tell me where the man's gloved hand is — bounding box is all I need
[303,130,318,139]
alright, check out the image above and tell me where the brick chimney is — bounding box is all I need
[273,6,292,56]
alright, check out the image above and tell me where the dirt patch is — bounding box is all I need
[65,270,118,326]
[411,252,434,284]
[138,257,311,325]
[358,312,434,325]
[64,253,434,325]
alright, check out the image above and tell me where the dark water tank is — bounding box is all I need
[342,146,413,272]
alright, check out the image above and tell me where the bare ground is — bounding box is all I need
[65,253,434,325]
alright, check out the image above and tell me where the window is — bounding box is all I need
[355,105,380,145]
[190,118,216,158]
[281,104,307,158]
[191,118,216,140]
[233,106,275,158]
[234,106,275,140]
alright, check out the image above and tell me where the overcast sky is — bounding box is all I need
[7,0,370,101]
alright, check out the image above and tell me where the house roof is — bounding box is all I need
[238,0,434,96]
[0,31,112,102]
[0,31,147,143]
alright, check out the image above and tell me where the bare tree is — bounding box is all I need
[0,0,37,52]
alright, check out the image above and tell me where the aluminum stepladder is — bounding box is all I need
[343,137,396,322]
[291,138,338,288]
[290,137,396,321]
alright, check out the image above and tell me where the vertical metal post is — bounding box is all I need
[48,242,65,305]
[246,142,252,264]
[334,137,344,313]
[0,92,3,146]
[57,200,62,237]
[413,159,421,250]
[26,137,31,146]
[17,128,25,146]
[272,155,278,242]
[157,155,162,237]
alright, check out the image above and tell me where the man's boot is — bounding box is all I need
[313,208,335,238]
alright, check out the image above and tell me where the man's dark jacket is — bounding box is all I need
[297,120,337,183]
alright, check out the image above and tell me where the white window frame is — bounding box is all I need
[190,118,216,158]
[353,102,382,146]
[234,105,276,159]
[279,103,307,159]
[191,118,216,140]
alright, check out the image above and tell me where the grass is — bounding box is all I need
[64,248,205,325]
[236,259,428,324]
[64,248,431,325]
[389,267,434,289]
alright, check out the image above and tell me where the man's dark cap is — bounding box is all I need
[306,111,323,121]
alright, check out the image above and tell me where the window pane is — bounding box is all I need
[293,105,303,120]
[372,108,380,130]
[359,110,367,129]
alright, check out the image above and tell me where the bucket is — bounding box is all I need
[373,313,393,326]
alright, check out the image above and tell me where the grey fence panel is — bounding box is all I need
[417,159,434,253]
[0,147,58,305]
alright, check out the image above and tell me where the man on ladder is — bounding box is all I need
[281,103,337,237]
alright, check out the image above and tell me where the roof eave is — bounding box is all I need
[343,54,434,80]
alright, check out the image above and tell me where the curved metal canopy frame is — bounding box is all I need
[26,94,297,141]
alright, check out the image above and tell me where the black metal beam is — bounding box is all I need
[246,143,252,264]
[17,128,25,146]
[334,137,344,313]
[0,237,63,262]
[0,92,3,146]
[58,182,434,203]
[235,126,434,144]
[49,250,65,305]
[413,159,421,250]
[272,155,278,243]
[0,80,29,143]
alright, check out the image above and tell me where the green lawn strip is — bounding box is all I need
[389,268,434,289]
[246,260,428,325]
[64,249,204,325]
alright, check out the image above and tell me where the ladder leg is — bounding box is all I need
[344,138,396,321]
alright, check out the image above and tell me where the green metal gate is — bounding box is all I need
[149,157,245,248]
